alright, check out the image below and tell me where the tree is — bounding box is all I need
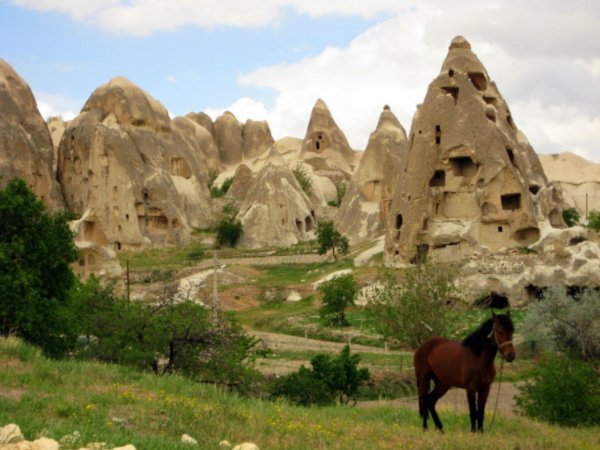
[367,261,455,348]
[0,178,78,356]
[562,208,580,227]
[216,217,243,247]
[587,210,600,231]
[316,221,349,261]
[318,274,359,326]
[293,166,312,197]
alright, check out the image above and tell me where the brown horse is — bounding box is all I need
[413,312,515,433]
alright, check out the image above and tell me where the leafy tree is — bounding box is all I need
[293,166,312,197]
[587,210,600,231]
[0,178,78,356]
[367,261,455,348]
[318,274,359,326]
[216,217,243,247]
[269,345,369,406]
[316,220,349,261]
[562,208,580,227]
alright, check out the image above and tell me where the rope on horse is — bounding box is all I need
[488,359,504,432]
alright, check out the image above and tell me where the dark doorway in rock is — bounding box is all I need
[477,292,510,309]
[501,193,521,211]
[449,156,477,177]
[429,170,446,187]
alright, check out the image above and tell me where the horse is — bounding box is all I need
[413,312,515,433]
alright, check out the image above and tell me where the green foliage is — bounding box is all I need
[216,217,243,247]
[562,208,580,227]
[586,210,600,231]
[516,355,600,426]
[318,274,359,326]
[221,203,239,218]
[269,345,369,406]
[208,170,233,198]
[292,166,312,197]
[522,286,600,362]
[367,261,455,349]
[328,181,347,207]
[316,220,349,261]
[0,178,78,357]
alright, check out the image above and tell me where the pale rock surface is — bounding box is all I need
[58,77,216,251]
[232,443,259,450]
[0,424,24,444]
[0,60,64,210]
[185,111,214,134]
[385,36,564,264]
[243,119,274,159]
[172,116,220,172]
[236,163,317,248]
[227,164,254,200]
[337,106,408,244]
[539,152,600,219]
[214,111,244,166]
[300,99,356,180]
[181,434,198,446]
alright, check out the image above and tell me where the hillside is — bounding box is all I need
[1,338,598,450]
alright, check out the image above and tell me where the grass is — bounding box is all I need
[253,259,354,286]
[1,337,598,450]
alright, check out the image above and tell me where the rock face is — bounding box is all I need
[243,119,274,159]
[58,77,216,250]
[385,36,564,264]
[172,116,220,172]
[227,164,254,200]
[236,163,316,248]
[336,106,408,243]
[213,113,274,166]
[0,59,64,210]
[539,152,600,219]
[300,99,356,178]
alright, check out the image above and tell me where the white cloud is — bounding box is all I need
[35,92,82,120]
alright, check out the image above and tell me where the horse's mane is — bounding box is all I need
[462,314,514,355]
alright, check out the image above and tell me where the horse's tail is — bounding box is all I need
[414,341,432,419]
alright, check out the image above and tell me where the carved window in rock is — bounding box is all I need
[435,125,441,144]
[314,133,324,152]
[295,219,303,232]
[506,148,515,165]
[441,86,459,104]
[468,72,487,91]
[514,227,540,244]
[449,156,477,177]
[170,157,192,178]
[305,216,313,232]
[429,170,446,187]
[395,214,403,230]
[501,193,521,211]
[529,185,540,195]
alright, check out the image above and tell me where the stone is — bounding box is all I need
[172,116,220,172]
[181,434,198,446]
[185,111,214,134]
[0,424,24,444]
[111,446,136,450]
[236,163,317,248]
[299,99,356,178]
[242,119,274,159]
[0,59,65,210]
[31,438,59,450]
[385,36,564,264]
[57,77,216,251]
[232,443,259,450]
[219,440,232,448]
[227,164,254,200]
[214,111,244,166]
[336,105,408,244]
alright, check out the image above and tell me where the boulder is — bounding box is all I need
[0,59,65,210]
[236,163,316,248]
[336,105,408,244]
[181,434,198,446]
[385,36,564,264]
[232,444,259,450]
[58,77,216,251]
[0,424,24,444]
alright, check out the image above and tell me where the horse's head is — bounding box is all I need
[490,311,516,362]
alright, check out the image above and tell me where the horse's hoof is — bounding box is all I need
[437,428,444,434]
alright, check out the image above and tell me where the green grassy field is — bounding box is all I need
[1,338,598,450]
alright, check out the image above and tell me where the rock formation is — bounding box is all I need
[336,105,408,243]
[385,36,564,264]
[185,111,214,134]
[172,115,220,171]
[236,163,317,248]
[0,59,64,210]
[243,119,275,159]
[58,77,216,250]
[227,164,254,200]
[214,111,244,166]
[300,99,356,178]
[539,152,600,219]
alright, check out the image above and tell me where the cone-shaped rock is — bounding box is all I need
[172,116,220,171]
[243,119,274,159]
[227,164,254,200]
[385,36,564,264]
[214,111,243,166]
[336,106,408,243]
[237,163,316,248]
[0,59,64,209]
[300,99,355,173]
[58,77,215,250]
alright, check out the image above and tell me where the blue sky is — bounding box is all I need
[1,1,599,160]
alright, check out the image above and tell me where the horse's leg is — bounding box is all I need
[466,387,477,433]
[427,382,449,433]
[476,384,491,432]
[416,374,431,430]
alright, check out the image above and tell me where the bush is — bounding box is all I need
[562,208,580,227]
[269,345,369,406]
[293,166,312,197]
[587,210,600,231]
[327,181,347,207]
[516,355,600,426]
[367,261,455,349]
[318,274,359,326]
[216,217,243,247]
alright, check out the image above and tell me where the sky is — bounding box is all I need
[1,0,599,161]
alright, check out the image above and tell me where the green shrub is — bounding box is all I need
[516,355,600,426]
[562,208,580,227]
[587,210,600,231]
[327,181,347,207]
[318,274,359,327]
[269,366,333,406]
[293,166,312,197]
[316,220,349,261]
[216,217,243,247]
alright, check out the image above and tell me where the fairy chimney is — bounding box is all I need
[0,59,65,210]
[385,36,564,264]
[336,105,408,243]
